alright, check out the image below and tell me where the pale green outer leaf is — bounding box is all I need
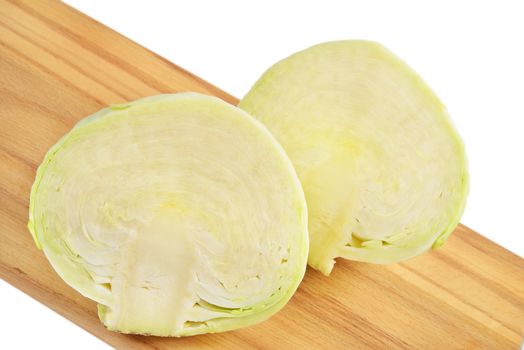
[239,40,468,275]
[28,93,308,336]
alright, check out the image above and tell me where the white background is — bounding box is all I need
[3,1,523,348]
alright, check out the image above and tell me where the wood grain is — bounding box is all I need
[1,1,523,349]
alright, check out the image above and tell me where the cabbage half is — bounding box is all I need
[239,40,468,275]
[28,93,308,336]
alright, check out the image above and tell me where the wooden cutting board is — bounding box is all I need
[1,1,523,349]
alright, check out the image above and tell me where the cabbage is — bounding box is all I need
[239,40,468,275]
[28,93,308,336]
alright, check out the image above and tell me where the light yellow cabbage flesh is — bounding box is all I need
[28,93,308,336]
[240,41,468,274]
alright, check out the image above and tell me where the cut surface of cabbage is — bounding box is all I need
[28,93,308,336]
[239,41,468,275]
